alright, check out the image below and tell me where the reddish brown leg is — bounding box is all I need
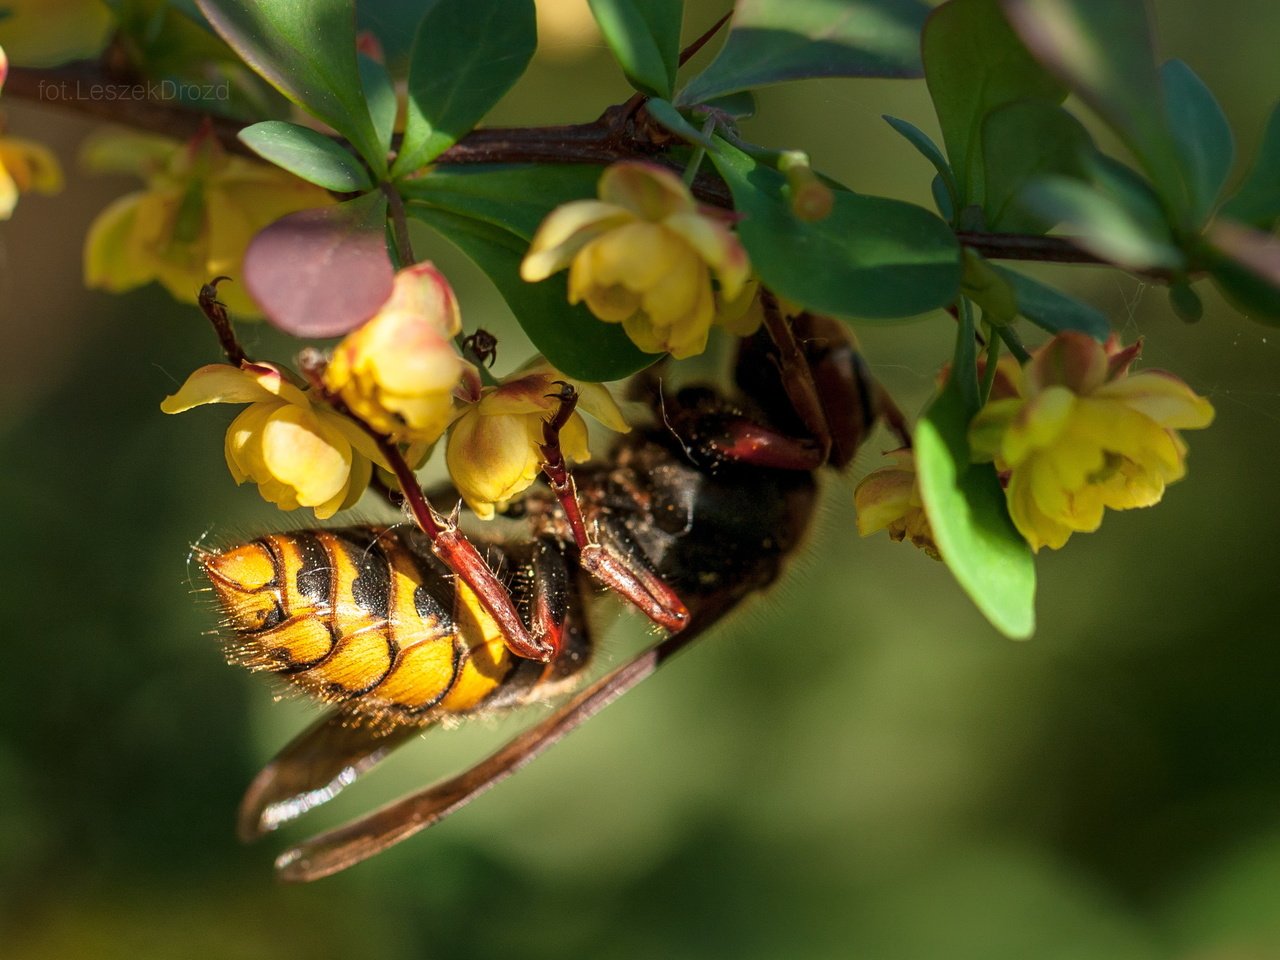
[760,289,834,462]
[540,382,690,633]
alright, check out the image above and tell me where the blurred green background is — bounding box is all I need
[3,1,1280,957]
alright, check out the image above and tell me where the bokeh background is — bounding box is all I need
[3,1,1279,957]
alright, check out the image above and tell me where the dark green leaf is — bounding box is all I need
[1161,59,1234,225]
[1203,220,1280,322]
[992,265,1110,340]
[238,120,372,192]
[884,114,960,218]
[196,0,384,175]
[243,191,394,336]
[679,0,930,105]
[932,174,955,222]
[391,0,537,177]
[916,309,1036,639]
[407,205,652,380]
[710,137,962,320]
[1221,102,1280,231]
[358,53,397,154]
[398,165,604,239]
[588,0,683,99]
[1000,0,1185,215]
[1021,175,1184,271]
[644,98,716,148]
[923,0,1064,210]
[981,98,1092,233]
[699,91,757,119]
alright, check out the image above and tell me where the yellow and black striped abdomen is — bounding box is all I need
[202,527,516,726]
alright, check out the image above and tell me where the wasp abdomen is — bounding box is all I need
[202,527,526,726]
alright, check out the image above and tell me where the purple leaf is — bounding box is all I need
[244,192,394,337]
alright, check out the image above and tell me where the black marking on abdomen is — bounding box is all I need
[293,531,332,607]
[340,531,391,621]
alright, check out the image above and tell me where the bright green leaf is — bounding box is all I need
[992,265,1110,340]
[196,0,384,175]
[588,0,683,99]
[391,0,537,177]
[359,53,397,154]
[923,0,1065,212]
[398,165,604,240]
[407,204,652,380]
[981,98,1092,233]
[1021,175,1185,271]
[1000,0,1185,215]
[916,309,1036,639]
[644,98,716,148]
[884,114,960,219]
[1161,59,1234,225]
[678,0,930,105]
[238,120,372,191]
[1221,102,1280,231]
[710,137,962,320]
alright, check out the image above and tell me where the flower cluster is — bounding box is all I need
[83,127,332,316]
[0,44,64,219]
[521,162,752,359]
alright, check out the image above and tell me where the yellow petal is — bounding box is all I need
[854,467,917,536]
[1094,371,1215,430]
[0,166,16,220]
[663,210,750,300]
[1003,386,1075,466]
[638,253,705,328]
[521,200,632,281]
[598,162,694,220]
[0,137,64,194]
[260,406,353,507]
[83,192,154,290]
[582,221,683,290]
[1006,466,1073,552]
[572,380,630,433]
[446,407,542,519]
[161,364,280,413]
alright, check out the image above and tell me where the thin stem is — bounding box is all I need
[679,11,732,67]
[682,117,717,186]
[980,328,1001,406]
[996,323,1033,364]
[197,276,248,367]
[382,183,415,266]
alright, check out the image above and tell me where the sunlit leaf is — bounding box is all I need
[1161,59,1234,225]
[679,0,930,105]
[196,0,384,175]
[358,53,397,154]
[238,120,372,192]
[710,137,962,320]
[923,0,1064,211]
[588,0,683,99]
[391,0,537,177]
[1221,102,1280,231]
[243,191,394,336]
[407,205,652,380]
[1021,175,1184,271]
[916,309,1036,639]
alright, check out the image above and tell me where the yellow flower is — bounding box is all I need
[520,161,750,359]
[969,332,1215,552]
[0,45,65,219]
[854,449,939,560]
[83,128,333,316]
[445,359,629,520]
[324,262,472,444]
[161,362,386,519]
[0,0,111,67]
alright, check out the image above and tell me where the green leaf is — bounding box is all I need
[391,0,537,177]
[238,120,372,192]
[916,309,1036,639]
[644,98,716,148]
[699,91,757,119]
[196,0,384,175]
[981,99,1092,233]
[1161,59,1234,226]
[961,250,1018,324]
[1203,220,1280,322]
[358,53,397,154]
[678,0,930,105]
[709,137,962,320]
[1221,102,1280,231]
[923,0,1065,211]
[992,265,1110,340]
[398,165,605,239]
[1021,175,1184,271]
[884,114,960,219]
[587,0,683,99]
[407,205,652,380]
[999,0,1185,216]
[1168,282,1203,323]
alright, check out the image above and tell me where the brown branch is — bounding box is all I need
[7,62,1169,278]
